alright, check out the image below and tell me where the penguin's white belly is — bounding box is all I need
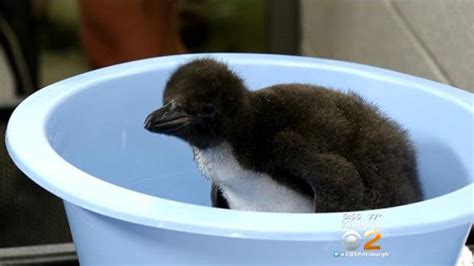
[193,142,313,213]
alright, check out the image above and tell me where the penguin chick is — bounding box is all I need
[144,58,423,213]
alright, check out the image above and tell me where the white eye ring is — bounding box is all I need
[166,99,182,110]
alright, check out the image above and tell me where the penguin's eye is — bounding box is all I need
[201,104,216,116]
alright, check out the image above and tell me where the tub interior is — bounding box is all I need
[45,61,473,207]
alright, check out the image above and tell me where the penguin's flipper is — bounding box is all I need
[211,183,230,209]
[270,131,365,212]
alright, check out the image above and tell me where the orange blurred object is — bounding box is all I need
[79,0,186,68]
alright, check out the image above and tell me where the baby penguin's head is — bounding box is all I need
[144,58,249,149]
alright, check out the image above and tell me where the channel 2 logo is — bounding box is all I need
[341,229,382,251]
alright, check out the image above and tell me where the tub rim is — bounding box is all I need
[5,53,474,241]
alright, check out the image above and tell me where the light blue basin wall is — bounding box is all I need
[64,202,470,265]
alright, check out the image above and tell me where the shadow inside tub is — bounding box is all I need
[414,136,470,199]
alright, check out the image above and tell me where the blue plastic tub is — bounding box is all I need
[6,54,473,265]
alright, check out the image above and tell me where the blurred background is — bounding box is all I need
[0,0,472,264]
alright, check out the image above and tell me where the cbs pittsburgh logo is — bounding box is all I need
[333,230,390,258]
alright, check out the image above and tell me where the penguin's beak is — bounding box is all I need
[144,102,196,134]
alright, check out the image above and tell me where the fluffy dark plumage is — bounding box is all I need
[145,58,423,212]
